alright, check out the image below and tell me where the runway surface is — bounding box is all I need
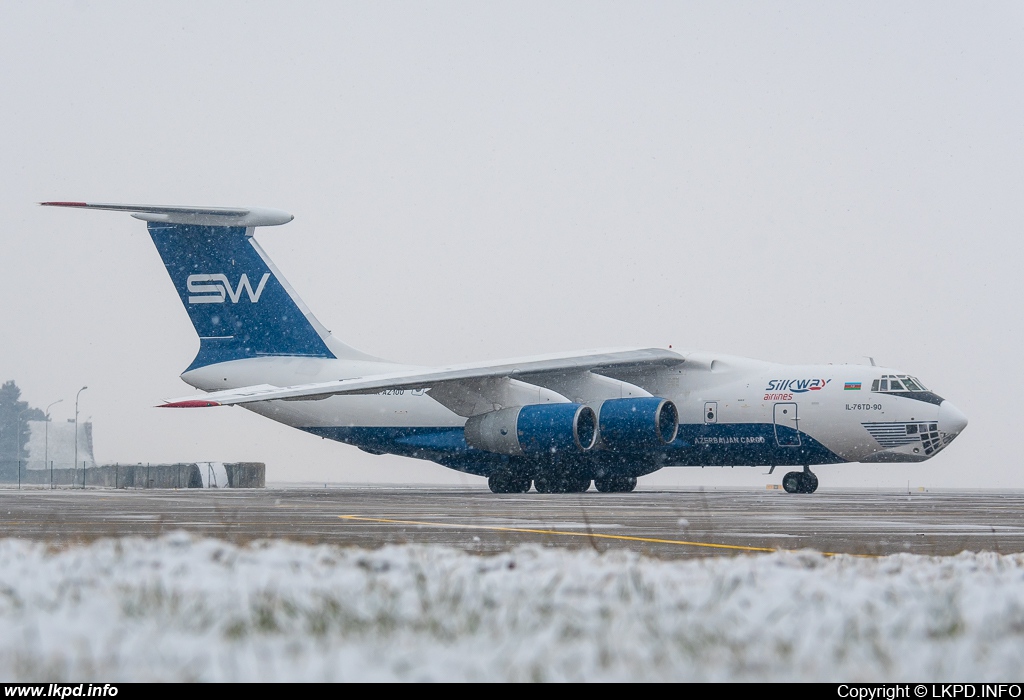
[1,485,1022,558]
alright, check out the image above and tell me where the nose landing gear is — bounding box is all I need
[782,467,819,494]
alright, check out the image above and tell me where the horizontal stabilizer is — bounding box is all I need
[160,384,283,407]
[40,202,293,227]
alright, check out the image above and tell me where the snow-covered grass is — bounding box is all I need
[1,534,1022,681]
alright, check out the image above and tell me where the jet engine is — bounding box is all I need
[596,397,679,451]
[464,403,598,456]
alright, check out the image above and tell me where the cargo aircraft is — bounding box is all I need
[43,202,968,494]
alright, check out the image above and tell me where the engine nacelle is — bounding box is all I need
[596,397,678,451]
[464,403,598,456]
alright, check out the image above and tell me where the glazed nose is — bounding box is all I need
[938,401,968,439]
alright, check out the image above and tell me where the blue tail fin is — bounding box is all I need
[41,202,374,369]
[147,223,337,370]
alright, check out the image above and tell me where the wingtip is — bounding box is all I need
[40,201,88,207]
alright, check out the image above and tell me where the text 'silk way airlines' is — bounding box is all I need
[43,202,968,494]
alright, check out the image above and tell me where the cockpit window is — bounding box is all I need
[872,374,928,393]
[905,375,927,391]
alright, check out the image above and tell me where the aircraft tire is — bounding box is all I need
[533,475,558,494]
[800,471,819,494]
[487,474,508,493]
[535,474,590,494]
[782,471,802,494]
[488,472,530,494]
[595,476,637,493]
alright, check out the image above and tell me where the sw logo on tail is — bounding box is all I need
[187,273,271,304]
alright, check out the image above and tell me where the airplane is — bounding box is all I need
[42,202,968,494]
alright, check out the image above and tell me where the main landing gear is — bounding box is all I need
[489,470,626,494]
[487,471,531,494]
[534,473,591,494]
[594,476,637,493]
[782,467,819,494]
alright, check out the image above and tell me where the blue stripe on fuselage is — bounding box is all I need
[303,426,469,455]
[301,422,846,475]
[673,423,845,466]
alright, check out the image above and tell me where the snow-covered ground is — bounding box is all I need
[0,534,1022,681]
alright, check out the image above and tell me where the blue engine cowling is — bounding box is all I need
[463,403,598,456]
[596,397,678,451]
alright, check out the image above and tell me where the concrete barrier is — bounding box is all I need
[0,462,265,488]
[225,462,265,488]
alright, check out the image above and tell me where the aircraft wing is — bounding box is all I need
[160,347,684,408]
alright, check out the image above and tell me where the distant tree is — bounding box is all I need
[0,381,45,462]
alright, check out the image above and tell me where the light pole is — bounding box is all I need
[74,387,87,482]
[44,399,63,475]
[15,408,30,488]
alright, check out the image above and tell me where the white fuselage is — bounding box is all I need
[181,350,967,468]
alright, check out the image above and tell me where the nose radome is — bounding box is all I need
[938,401,968,439]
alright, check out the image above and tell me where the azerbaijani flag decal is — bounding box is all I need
[844,382,862,391]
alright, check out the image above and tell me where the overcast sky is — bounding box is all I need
[1,2,1020,488]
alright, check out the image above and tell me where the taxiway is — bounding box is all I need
[1,486,1021,558]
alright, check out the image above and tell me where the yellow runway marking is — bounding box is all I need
[338,515,779,554]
